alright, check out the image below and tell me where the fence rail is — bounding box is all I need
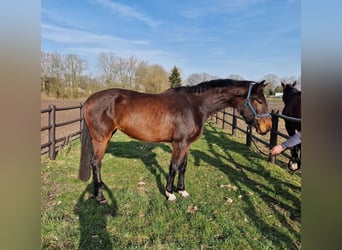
[41,104,83,159]
[41,104,301,165]
[211,108,301,164]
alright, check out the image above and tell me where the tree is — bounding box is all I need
[135,61,169,93]
[185,73,218,86]
[261,74,280,96]
[274,85,283,93]
[63,54,88,98]
[135,60,149,91]
[145,64,169,93]
[97,53,139,89]
[41,51,65,97]
[97,52,119,86]
[80,75,103,95]
[168,66,182,88]
[227,74,244,80]
[125,55,138,88]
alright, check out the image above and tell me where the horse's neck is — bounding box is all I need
[283,89,299,104]
[198,87,247,118]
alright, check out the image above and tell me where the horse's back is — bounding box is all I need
[83,88,202,143]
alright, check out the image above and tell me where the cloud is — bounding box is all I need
[41,22,181,73]
[94,0,161,28]
[180,0,267,18]
[41,23,148,46]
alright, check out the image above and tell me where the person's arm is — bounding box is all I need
[281,131,301,149]
[270,131,301,155]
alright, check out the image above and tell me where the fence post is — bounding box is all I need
[80,103,84,133]
[48,104,56,160]
[222,109,226,129]
[246,125,252,147]
[269,110,279,163]
[232,108,237,136]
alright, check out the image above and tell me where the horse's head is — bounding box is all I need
[281,81,299,104]
[239,80,272,135]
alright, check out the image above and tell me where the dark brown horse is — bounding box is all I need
[281,81,301,171]
[79,79,272,202]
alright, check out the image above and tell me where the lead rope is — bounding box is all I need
[251,137,271,157]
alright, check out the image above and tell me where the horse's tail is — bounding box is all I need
[79,119,93,181]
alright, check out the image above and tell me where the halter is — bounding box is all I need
[244,83,271,119]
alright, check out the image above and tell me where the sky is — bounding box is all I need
[41,0,300,81]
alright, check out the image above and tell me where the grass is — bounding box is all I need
[41,122,301,249]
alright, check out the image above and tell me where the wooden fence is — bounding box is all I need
[41,104,83,160]
[210,109,301,164]
[41,104,301,165]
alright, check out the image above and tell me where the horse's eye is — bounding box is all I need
[255,98,263,104]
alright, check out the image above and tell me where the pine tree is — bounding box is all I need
[168,66,182,88]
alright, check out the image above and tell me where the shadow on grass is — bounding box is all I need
[93,122,300,248]
[74,184,117,250]
[191,122,301,248]
[106,141,172,196]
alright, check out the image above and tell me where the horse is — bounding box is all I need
[79,78,272,203]
[281,81,301,171]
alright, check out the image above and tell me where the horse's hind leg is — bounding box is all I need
[91,140,109,203]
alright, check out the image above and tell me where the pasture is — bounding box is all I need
[41,121,301,249]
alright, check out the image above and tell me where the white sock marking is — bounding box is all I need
[179,190,190,198]
[165,190,177,202]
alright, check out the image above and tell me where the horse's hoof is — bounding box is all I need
[165,190,177,202]
[96,197,107,204]
[179,190,190,198]
[98,199,108,204]
[288,161,299,171]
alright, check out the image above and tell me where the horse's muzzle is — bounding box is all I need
[255,117,272,135]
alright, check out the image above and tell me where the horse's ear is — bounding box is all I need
[292,81,297,87]
[281,82,286,88]
[255,80,268,91]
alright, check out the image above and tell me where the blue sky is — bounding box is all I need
[41,0,300,80]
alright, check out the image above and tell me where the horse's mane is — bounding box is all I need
[169,79,255,94]
[285,85,300,95]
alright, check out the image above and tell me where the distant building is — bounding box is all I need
[275,92,283,98]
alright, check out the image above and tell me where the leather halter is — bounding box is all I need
[244,83,271,119]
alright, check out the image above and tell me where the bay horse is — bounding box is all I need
[281,81,301,171]
[79,79,272,203]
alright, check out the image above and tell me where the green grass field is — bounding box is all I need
[41,122,301,249]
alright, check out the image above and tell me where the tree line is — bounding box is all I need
[41,50,300,99]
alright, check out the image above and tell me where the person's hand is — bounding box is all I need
[270,144,284,155]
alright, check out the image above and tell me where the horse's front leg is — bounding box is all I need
[177,156,190,199]
[165,162,177,202]
[165,142,190,201]
[288,144,301,171]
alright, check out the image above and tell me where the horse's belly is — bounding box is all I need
[118,119,173,143]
